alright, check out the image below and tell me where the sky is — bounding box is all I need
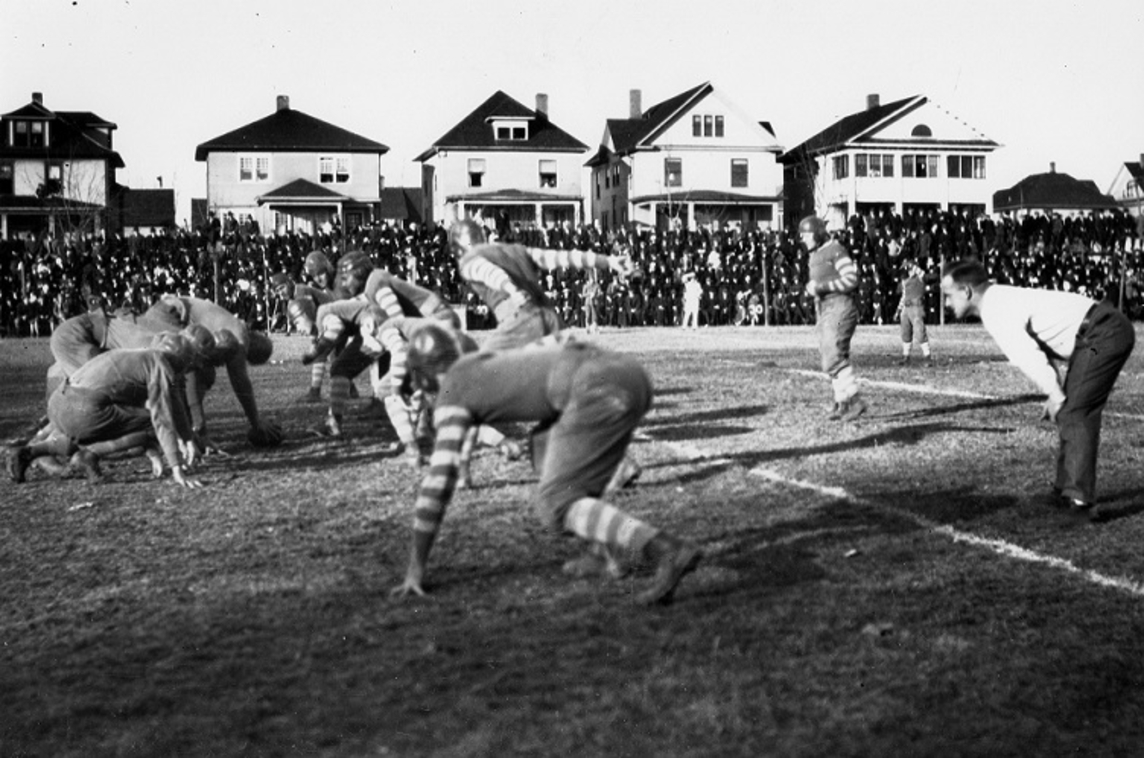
[5,0,1143,226]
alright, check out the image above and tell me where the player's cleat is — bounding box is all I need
[840,396,868,422]
[6,445,33,483]
[923,356,935,367]
[310,414,343,438]
[69,449,104,483]
[636,537,702,606]
[304,386,322,403]
[562,544,628,580]
[896,356,911,366]
[828,401,844,421]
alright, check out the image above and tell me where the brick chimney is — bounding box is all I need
[630,89,642,119]
[32,91,43,105]
[535,93,548,117]
[277,95,290,111]
[1050,162,1056,173]
[866,93,880,110]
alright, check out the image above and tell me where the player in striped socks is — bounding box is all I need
[390,325,701,606]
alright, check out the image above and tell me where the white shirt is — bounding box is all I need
[977,284,1094,403]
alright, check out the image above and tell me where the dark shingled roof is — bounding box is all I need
[1,98,123,166]
[605,82,712,155]
[256,178,347,201]
[379,186,423,223]
[415,91,587,161]
[993,170,1118,212]
[195,107,388,161]
[780,96,923,163]
[116,187,175,229]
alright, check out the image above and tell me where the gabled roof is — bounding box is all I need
[1124,161,1144,183]
[993,170,1118,213]
[257,178,347,201]
[415,90,588,162]
[604,82,713,155]
[781,96,923,163]
[195,106,388,161]
[0,96,123,167]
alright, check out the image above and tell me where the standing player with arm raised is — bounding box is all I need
[447,220,633,351]
[801,215,868,421]
[390,325,701,605]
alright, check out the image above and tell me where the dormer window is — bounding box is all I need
[492,120,528,141]
[11,120,47,148]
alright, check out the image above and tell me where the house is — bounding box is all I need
[994,163,1118,217]
[586,82,783,232]
[378,186,424,227]
[779,94,1000,231]
[114,187,176,235]
[1107,156,1144,219]
[0,91,124,239]
[194,95,388,236]
[415,91,589,230]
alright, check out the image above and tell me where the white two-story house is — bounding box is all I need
[586,82,784,232]
[415,91,589,229]
[195,96,388,235]
[0,91,124,239]
[1107,155,1144,220]
[780,94,1000,230]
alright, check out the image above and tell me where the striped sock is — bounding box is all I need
[563,497,657,555]
[329,375,350,416]
[310,360,327,391]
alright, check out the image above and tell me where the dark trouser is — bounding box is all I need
[1056,301,1136,504]
[532,350,652,530]
[816,294,858,377]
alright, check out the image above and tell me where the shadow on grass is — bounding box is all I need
[876,393,1043,422]
[644,403,770,427]
[1094,486,1144,522]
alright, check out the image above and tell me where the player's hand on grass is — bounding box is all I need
[171,465,204,489]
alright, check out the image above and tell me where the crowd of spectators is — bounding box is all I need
[1,207,1142,339]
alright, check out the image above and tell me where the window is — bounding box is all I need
[882,155,895,178]
[856,154,868,177]
[731,159,748,188]
[239,155,270,183]
[855,154,894,178]
[539,159,557,188]
[833,155,849,180]
[495,124,527,141]
[690,114,725,138]
[468,158,485,188]
[902,154,938,178]
[319,156,349,184]
[0,162,12,194]
[911,124,933,137]
[665,158,682,187]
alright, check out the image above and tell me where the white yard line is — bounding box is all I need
[748,466,1144,599]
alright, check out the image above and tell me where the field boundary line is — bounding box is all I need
[721,362,1144,421]
[748,467,1144,599]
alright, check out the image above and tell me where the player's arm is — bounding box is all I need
[393,404,474,597]
[460,256,529,308]
[527,246,632,276]
[147,358,202,488]
[810,254,859,296]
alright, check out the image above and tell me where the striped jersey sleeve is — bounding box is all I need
[526,247,607,271]
[824,253,858,294]
[461,256,515,294]
[413,405,475,536]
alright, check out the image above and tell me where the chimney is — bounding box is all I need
[1139,153,1143,167]
[535,93,548,117]
[32,91,43,105]
[630,89,642,119]
[1050,162,1056,173]
[866,93,880,111]
[277,95,290,111]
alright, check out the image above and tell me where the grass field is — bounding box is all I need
[3,323,1144,757]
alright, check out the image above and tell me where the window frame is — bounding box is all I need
[664,157,682,188]
[730,158,749,188]
[468,158,486,188]
[538,159,557,188]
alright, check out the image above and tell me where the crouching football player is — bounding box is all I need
[390,325,701,606]
[8,332,206,488]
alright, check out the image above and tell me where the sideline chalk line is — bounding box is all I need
[642,427,1144,599]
